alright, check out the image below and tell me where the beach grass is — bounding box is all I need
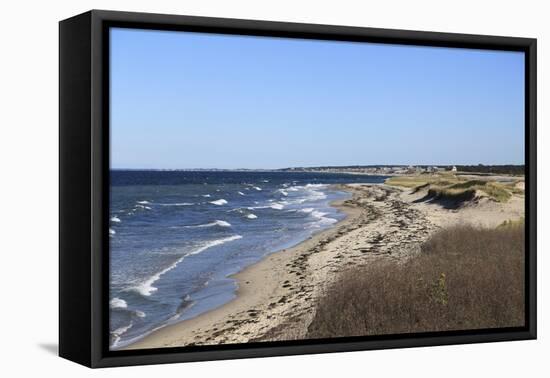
[386,174,517,203]
[385,174,457,189]
[307,224,525,337]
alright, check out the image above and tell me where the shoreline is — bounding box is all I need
[124,186,362,349]
[124,182,524,349]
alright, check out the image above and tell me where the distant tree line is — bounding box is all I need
[452,165,524,175]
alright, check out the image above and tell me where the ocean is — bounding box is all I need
[109,170,387,349]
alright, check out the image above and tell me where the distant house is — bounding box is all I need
[451,166,458,172]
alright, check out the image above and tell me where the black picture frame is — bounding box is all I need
[59,9,537,368]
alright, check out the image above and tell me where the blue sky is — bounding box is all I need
[110,28,525,169]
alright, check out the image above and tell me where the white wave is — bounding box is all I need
[237,191,245,196]
[135,204,152,210]
[128,258,185,296]
[111,322,133,348]
[202,194,211,198]
[307,209,338,228]
[137,200,151,205]
[311,210,328,219]
[316,217,338,226]
[159,202,194,206]
[109,228,116,235]
[284,184,328,203]
[110,297,127,309]
[307,191,327,201]
[261,180,269,183]
[167,313,182,322]
[212,220,231,227]
[309,219,338,228]
[279,190,289,196]
[181,220,231,228]
[253,186,262,191]
[134,310,146,318]
[299,208,315,213]
[247,202,284,210]
[187,235,243,256]
[245,213,258,219]
[210,199,228,206]
[112,322,133,337]
[110,216,121,223]
[127,235,242,297]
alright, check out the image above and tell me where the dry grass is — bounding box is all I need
[307,225,525,338]
[385,175,456,189]
[387,175,515,203]
[426,187,477,203]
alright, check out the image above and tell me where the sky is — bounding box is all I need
[110,27,525,169]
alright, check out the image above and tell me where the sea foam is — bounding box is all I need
[181,220,231,228]
[111,322,133,348]
[110,297,127,309]
[187,235,243,256]
[127,235,242,297]
[159,202,194,206]
[210,199,228,205]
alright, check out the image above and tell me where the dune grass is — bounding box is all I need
[385,174,456,189]
[426,187,477,203]
[387,175,516,203]
[307,224,525,338]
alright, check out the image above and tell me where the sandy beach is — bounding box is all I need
[126,182,524,349]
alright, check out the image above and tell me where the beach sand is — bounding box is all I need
[125,183,524,349]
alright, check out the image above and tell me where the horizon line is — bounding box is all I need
[110,163,525,171]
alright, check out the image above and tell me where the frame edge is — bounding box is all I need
[59,11,94,367]
[72,9,538,368]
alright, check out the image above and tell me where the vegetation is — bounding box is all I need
[454,164,524,175]
[385,174,456,189]
[307,225,525,338]
[426,187,477,203]
[386,174,520,203]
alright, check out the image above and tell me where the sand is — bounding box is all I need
[125,183,525,349]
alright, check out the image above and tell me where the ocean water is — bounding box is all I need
[109,171,387,349]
